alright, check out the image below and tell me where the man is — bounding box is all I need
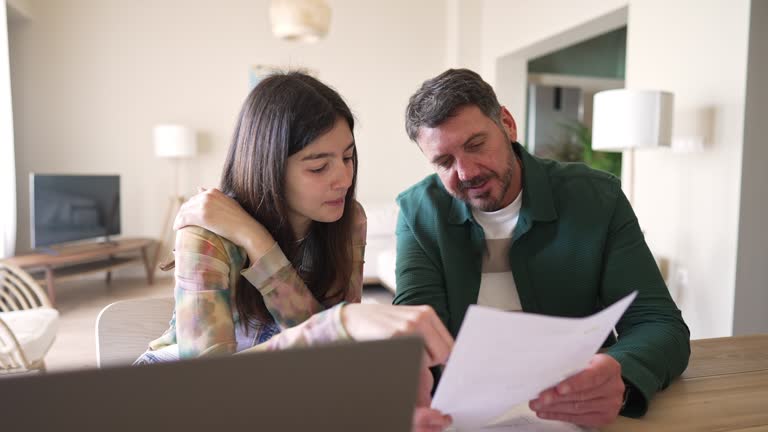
[393,68,690,427]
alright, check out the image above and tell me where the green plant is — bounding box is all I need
[560,121,622,178]
[538,132,584,163]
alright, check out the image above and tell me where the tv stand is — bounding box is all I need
[1,238,156,306]
[38,240,120,256]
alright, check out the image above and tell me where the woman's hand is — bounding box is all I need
[340,304,454,432]
[174,188,275,262]
[340,303,454,367]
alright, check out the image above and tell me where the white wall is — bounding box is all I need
[481,0,627,69]
[733,0,768,335]
[9,0,442,254]
[626,0,750,338]
[1,0,17,258]
[479,0,753,338]
[445,0,481,71]
[6,0,32,21]
[481,0,627,140]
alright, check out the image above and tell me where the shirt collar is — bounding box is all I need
[447,141,558,225]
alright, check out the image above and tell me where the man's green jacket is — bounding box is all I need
[393,142,690,417]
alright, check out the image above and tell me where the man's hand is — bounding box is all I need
[412,367,452,432]
[416,366,434,407]
[529,353,625,427]
[412,408,452,432]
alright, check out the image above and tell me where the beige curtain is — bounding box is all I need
[0,0,17,259]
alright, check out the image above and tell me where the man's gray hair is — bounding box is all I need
[405,68,502,142]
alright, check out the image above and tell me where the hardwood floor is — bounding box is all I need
[44,276,394,372]
[45,275,174,372]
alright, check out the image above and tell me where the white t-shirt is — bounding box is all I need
[471,190,523,311]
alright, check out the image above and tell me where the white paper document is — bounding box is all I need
[433,291,637,431]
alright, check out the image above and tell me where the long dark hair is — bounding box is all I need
[221,71,358,327]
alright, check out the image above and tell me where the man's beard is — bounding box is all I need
[453,145,516,212]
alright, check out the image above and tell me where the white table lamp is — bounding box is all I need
[154,126,196,157]
[153,124,197,194]
[152,124,197,269]
[592,89,674,204]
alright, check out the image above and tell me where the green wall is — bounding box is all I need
[528,27,626,79]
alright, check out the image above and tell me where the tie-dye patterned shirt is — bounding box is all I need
[146,202,366,359]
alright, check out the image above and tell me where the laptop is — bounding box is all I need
[0,337,422,432]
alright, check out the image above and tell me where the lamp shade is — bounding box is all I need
[153,125,197,158]
[269,0,330,43]
[592,90,674,151]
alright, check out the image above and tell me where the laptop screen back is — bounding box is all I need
[1,337,423,432]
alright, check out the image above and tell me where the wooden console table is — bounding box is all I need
[605,334,768,431]
[0,238,156,306]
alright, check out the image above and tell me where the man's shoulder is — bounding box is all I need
[530,155,622,198]
[396,174,450,211]
[537,156,618,183]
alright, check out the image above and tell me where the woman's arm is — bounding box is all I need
[173,226,237,358]
[241,245,324,327]
[173,189,366,329]
[174,188,323,329]
[242,303,454,367]
[240,201,367,325]
[241,301,456,432]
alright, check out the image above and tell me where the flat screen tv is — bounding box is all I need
[30,174,121,249]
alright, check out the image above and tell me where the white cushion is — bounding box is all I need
[363,202,400,237]
[364,236,396,281]
[0,308,59,363]
[377,248,397,293]
[360,202,399,286]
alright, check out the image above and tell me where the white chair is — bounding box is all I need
[95,296,174,368]
[0,263,59,374]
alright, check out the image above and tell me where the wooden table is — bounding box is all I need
[1,238,156,306]
[604,334,768,431]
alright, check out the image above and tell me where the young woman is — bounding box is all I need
[136,72,452,431]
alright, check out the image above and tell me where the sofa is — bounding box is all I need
[361,202,399,293]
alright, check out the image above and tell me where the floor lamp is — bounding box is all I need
[153,124,198,270]
[591,89,674,206]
